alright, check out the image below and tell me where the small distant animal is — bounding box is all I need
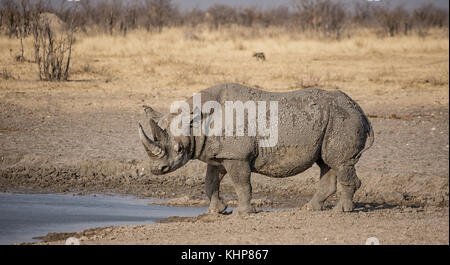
[253,52,265,62]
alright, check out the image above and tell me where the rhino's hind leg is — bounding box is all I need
[222,160,256,215]
[333,164,361,212]
[205,165,227,214]
[304,160,337,211]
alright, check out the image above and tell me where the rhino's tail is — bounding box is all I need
[355,112,375,160]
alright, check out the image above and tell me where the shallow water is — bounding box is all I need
[0,192,206,245]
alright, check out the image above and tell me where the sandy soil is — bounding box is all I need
[0,29,448,244]
[32,205,448,245]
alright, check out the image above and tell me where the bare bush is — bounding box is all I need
[413,4,449,37]
[375,5,413,37]
[120,3,139,36]
[1,0,20,37]
[94,0,121,35]
[16,0,33,61]
[264,6,291,27]
[144,0,175,32]
[239,7,257,27]
[31,11,75,81]
[1,0,43,61]
[293,0,347,39]
[182,8,205,28]
[206,4,238,29]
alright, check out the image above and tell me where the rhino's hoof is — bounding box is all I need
[333,200,354,212]
[303,201,324,211]
[207,201,228,214]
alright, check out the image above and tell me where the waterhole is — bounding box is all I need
[0,192,206,244]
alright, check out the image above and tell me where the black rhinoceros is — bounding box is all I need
[138,83,374,214]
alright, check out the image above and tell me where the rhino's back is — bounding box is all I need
[202,83,328,103]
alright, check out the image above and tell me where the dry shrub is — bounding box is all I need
[31,12,75,81]
[293,0,347,39]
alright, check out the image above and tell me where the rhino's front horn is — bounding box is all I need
[138,123,165,158]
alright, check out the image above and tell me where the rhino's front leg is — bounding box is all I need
[222,160,256,214]
[205,164,227,214]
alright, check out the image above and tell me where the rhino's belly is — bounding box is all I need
[252,145,320,178]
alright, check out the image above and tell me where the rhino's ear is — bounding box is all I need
[149,119,168,141]
[143,105,164,121]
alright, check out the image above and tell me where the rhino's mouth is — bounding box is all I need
[151,169,165,175]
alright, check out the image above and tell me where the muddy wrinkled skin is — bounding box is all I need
[138,83,374,214]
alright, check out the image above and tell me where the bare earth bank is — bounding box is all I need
[32,206,448,245]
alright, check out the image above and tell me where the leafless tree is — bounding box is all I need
[1,0,19,37]
[206,4,238,29]
[352,2,378,27]
[293,0,347,39]
[239,7,257,27]
[120,3,139,36]
[182,8,205,28]
[144,0,174,33]
[375,5,412,37]
[31,8,76,81]
[266,6,291,27]
[16,0,33,61]
[413,4,449,36]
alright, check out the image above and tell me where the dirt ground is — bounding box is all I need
[32,205,448,245]
[0,28,449,244]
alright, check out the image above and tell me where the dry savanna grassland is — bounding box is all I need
[0,25,449,244]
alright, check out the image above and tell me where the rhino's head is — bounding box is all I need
[138,106,192,175]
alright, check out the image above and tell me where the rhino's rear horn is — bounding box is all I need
[138,123,165,158]
[143,105,163,121]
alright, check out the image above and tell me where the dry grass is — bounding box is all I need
[0,26,448,109]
